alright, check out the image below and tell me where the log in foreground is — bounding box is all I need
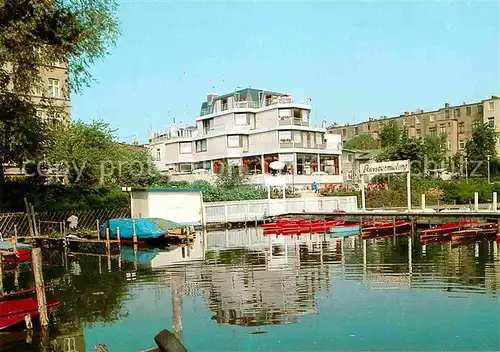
[154,329,188,352]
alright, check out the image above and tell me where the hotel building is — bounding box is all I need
[149,88,343,187]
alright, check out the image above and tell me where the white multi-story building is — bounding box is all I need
[148,88,343,188]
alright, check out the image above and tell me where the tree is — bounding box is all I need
[47,120,164,187]
[465,122,498,178]
[379,121,403,148]
[344,134,378,150]
[0,0,119,181]
[0,93,48,181]
[423,133,448,173]
[0,0,119,95]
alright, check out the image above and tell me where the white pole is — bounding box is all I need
[406,166,411,212]
[267,185,271,215]
[493,192,497,211]
[421,193,425,211]
[360,175,366,212]
[282,182,286,213]
[474,192,479,212]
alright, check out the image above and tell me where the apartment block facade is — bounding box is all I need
[328,96,500,155]
[149,88,343,187]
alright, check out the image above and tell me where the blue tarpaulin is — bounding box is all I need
[100,219,169,240]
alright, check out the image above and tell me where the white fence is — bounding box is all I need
[203,196,357,224]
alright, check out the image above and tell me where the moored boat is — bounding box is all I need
[419,220,475,238]
[362,220,412,237]
[100,218,170,243]
[0,298,59,330]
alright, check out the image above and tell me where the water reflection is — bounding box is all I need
[1,228,499,351]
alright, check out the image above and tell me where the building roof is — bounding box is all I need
[200,88,288,113]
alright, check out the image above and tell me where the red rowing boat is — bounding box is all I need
[362,220,413,237]
[0,298,60,330]
[419,220,476,238]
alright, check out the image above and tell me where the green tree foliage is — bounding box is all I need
[0,0,119,95]
[465,122,498,176]
[377,126,448,174]
[0,93,48,181]
[344,134,378,150]
[379,121,403,148]
[47,120,164,187]
[0,0,119,181]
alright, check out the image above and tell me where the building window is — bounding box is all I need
[454,108,460,117]
[347,154,353,163]
[48,78,60,98]
[488,117,495,127]
[227,135,242,148]
[478,105,483,114]
[301,110,309,123]
[278,109,291,120]
[466,106,472,116]
[179,142,192,154]
[179,164,192,173]
[489,101,495,111]
[202,118,214,133]
[444,110,450,119]
[439,123,446,133]
[156,148,161,161]
[429,126,437,136]
[429,115,435,122]
[279,130,292,143]
[354,127,359,135]
[342,129,346,137]
[367,124,371,131]
[458,140,465,150]
[458,122,464,134]
[234,113,247,126]
[195,139,207,152]
[447,140,451,151]
[416,129,421,138]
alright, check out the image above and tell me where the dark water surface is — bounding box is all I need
[2,229,499,351]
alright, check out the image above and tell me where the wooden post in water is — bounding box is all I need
[30,204,39,236]
[31,247,49,327]
[24,198,34,237]
[0,253,3,293]
[132,219,137,245]
[171,274,184,342]
[116,227,121,251]
[11,236,17,255]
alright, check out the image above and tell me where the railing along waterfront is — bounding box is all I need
[203,197,357,224]
[0,207,129,236]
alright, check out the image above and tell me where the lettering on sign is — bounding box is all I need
[359,160,409,175]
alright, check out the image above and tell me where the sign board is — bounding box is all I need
[359,160,409,175]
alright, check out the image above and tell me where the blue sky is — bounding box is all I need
[72,0,500,143]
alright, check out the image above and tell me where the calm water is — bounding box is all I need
[2,229,499,352]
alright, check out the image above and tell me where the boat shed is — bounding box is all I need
[123,188,204,226]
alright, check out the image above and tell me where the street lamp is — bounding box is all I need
[465,157,468,183]
[487,155,491,184]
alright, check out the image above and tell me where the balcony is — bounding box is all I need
[279,141,326,150]
[234,101,260,109]
[278,117,310,126]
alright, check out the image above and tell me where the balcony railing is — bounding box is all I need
[279,141,326,150]
[278,117,310,126]
[199,96,306,117]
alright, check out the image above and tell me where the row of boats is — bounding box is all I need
[262,217,500,242]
